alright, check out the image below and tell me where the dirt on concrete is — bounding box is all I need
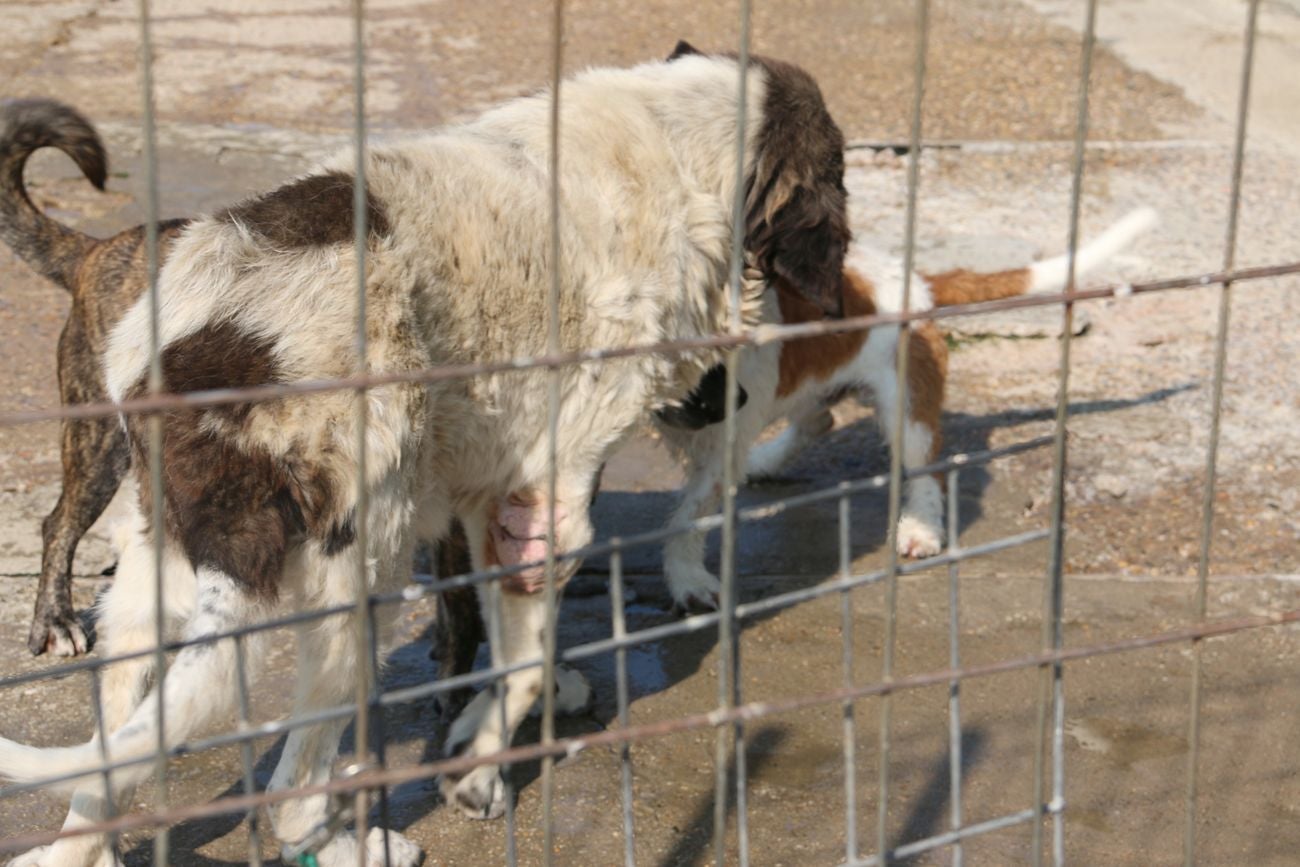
[0,0,1296,864]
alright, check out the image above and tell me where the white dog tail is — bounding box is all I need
[0,572,250,795]
[925,207,1158,307]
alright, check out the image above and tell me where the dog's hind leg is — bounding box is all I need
[868,322,949,559]
[28,398,130,657]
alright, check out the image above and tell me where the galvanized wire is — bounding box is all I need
[716,4,754,865]
[608,547,637,866]
[1032,1,1099,863]
[1186,2,1261,863]
[348,1,380,862]
[878,2,930,860]
[4,608,1293,856]
[839,493,858,864]
[1,264,1295,433]
[945,470,964,867]
[540,2,566,862]
[134,0,169,863]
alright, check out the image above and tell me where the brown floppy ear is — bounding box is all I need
[667,40,703,61]
[759,184,848,317]
[746,172,849,318]
[743,56,851,318]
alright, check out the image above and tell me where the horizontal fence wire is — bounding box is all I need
[2,607,1293,855]
[0,434,1054,696]
[1,263,1298,430]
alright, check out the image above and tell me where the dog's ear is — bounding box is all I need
[760,184,848,317]
[743,57,850,318]
[667,40,703,62]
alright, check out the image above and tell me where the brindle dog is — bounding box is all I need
[0,98,189,655]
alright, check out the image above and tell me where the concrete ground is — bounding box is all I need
[0,0,1297,864]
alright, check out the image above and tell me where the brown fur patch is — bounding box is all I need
[128,322,338,599]
[776,269,876,398]
[923,268,1032,308]
[220,171,389,248]
[745,56,850,317]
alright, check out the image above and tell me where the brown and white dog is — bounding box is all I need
[657,207,1157,610]
[0,47,849,866]
[0,99,190,657]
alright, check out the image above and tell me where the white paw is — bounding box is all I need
[897,515,944,559]
[442,765,506,820]
[664,563,720,614]
[7,844,123,867]
[312,828,423,867]
[744,439,789,480]
[528,665,594,718]
[363,828,422,867]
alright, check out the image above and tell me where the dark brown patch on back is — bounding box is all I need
[128,322,340,599]
[744,56,850,318]
[220,171,389,248]
[776,268,875,398]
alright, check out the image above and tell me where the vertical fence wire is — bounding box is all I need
[1032,2,1099,863]
[348,0,379,861]
[608,546,637,866]
[483,579,519,865]
[233,636,264,866]
[540,1,566,862]
[1185,3,1260,863]
[715,3,753,864]
[877,1,930,861]
[944,469,963,867]
[134,0,169,862]
[839,493,858,863]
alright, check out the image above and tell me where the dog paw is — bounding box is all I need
[363,828,423,867]
[26,612,89,657]
[311,828,423,867]
[7,844,123,867]
[896,516,943,559]
[744,442,788,481]
[441,766,506,820]
[666,565,721,616]
[527,665,594,718]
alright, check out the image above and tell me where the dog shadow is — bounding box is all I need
[134,384,1188,862]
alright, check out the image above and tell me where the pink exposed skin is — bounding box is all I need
[487,491,570,594]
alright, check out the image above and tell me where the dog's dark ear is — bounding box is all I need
[763,185,847,317]
[667,40,703,61]
[743,57,850,318]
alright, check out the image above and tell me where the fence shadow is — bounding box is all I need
[126,384,1188,861]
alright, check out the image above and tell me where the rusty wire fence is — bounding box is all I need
[1,0,1297,865]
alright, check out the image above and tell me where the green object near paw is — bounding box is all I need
[296,854,319,867]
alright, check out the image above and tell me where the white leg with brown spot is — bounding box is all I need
[866,368,945,559]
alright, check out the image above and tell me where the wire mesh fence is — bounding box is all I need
[0,0,1295,865]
